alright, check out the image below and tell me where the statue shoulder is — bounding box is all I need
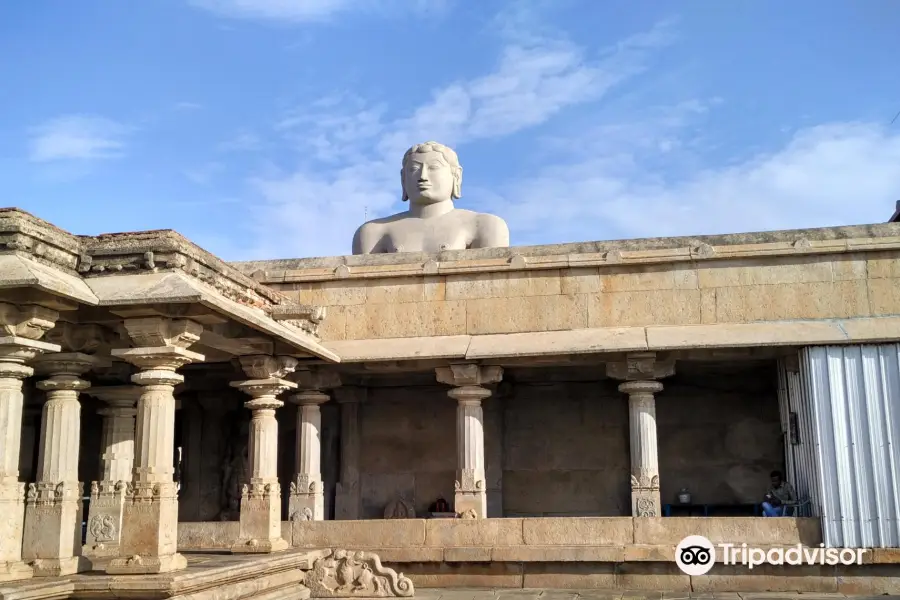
[474,211,510,247]
[352,220,385,254]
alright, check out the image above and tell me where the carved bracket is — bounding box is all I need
[435,364,503,387]
[0,302,59,341]
[606,352,675,381]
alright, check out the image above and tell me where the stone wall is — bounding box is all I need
[266,251,899,342]
[354,361,781,518]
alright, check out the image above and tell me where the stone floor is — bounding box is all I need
[414,591,900,600]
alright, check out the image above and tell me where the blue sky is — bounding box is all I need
[2,0,900,260]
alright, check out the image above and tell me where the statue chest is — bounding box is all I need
[382,221,472,253]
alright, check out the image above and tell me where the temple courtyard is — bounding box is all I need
[2,162,900,598]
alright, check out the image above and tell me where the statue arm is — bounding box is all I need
[473,213,510,249]
[352,222,382,255]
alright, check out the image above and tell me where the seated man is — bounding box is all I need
[762,470,797,517]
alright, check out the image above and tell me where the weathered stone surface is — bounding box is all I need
[424,519,524,547]
[293,520,426,549]
[522,517,633,546]
[632,517,822,546]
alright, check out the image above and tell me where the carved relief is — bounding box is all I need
[459,509,478,520]
[26,481,81,506]
[290,474,318,495]
[383,498,415,520]
[88,514,118,542]
[241,482,280,500]
[630,472,660,491]
[305,549,414,597]
[291,507,313,522]
[454,470,485,493]
[634,496,658,517]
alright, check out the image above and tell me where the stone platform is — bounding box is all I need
[0,548,415,600]
[170,518,900,595]
[416,589,900,600]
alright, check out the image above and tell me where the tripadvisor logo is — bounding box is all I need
[675,535,868,575]
[676,535,716,575]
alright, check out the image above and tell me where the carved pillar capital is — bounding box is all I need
[333,386,367,404]
[289,390,331,406]
[44,322,117,355]
[119,317,202,349]
[0,302,59,342]
[436,364,502,388]
[606,352,675,382]
[237,354,298,380]
[618,380,664,397]
[89,385,142,410]
[291,367,341,392]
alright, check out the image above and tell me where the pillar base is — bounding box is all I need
[106,552,187,575]
[631,483,662,517]
[231,537,290,554]
[83,481,126,560]
[22,482,85,575]
[31,556,90,577]
[289,488,324,522]
[454,490,487,519]
[0,561,33,582]
[106,482,183,574]
[0,482,30,582]
[232,482,287,554]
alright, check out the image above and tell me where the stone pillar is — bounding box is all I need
[23,353,107,576]
[229,355,297,553]
[436,364,502,519]
[105,318,204,575]
[288,370,340,522]
[334,386,366,520]
[82,385,140,561]
[0,304,60,582]
[607,352,674,518]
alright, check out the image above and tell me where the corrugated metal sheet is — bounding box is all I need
[799,345,900,548]
[776,358,822,518]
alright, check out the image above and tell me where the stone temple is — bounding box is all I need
[1,142,900,599]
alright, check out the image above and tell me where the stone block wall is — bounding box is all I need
[352,361,781,518]
[268,251,900,341]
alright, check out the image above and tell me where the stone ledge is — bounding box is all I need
[230,223,900,283]
[321,316,900,362]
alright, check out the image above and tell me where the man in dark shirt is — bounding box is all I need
[762,470,797,517]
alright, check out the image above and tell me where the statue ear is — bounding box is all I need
[400,167,408,201]
[452,167,463,199]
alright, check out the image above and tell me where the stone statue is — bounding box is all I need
[352,141,510,254]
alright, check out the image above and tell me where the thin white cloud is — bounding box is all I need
[189,0,451,23]
[183,161,225,185]
[484,117,900,245]
[28,115,132,163]
[218,130,262,152]
[174,101,203,111]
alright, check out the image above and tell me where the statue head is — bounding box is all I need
[400,141,462,204]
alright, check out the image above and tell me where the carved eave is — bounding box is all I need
[82,229,285,310]
[0,253,99,306]
[0,208,83,271]
[268,303,327,339]
[84,271,339,362]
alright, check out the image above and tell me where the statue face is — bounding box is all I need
[403,151,455,205]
